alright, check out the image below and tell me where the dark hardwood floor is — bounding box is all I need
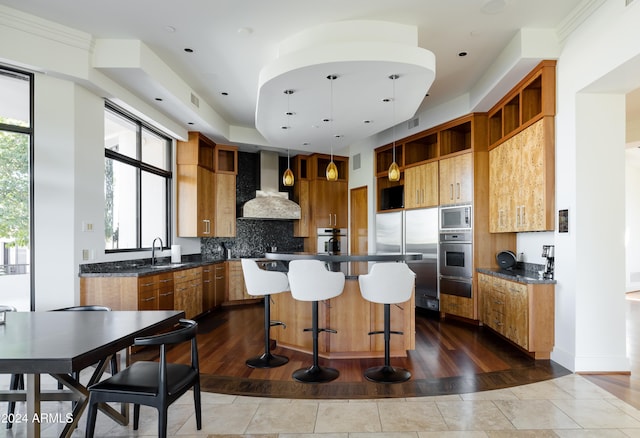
[149,302,572,399]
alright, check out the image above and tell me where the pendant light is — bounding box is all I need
[282,89,295,186]
[326,74,338,181]
[388,74,401,182]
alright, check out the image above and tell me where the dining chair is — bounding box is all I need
[85,318,202,438]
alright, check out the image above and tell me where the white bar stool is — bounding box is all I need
[287,259,345,383]
[358,262,415,383]
[241,259,290,368]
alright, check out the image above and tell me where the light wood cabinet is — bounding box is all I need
[214,263,227,306]
[214,173,236,237]
[137,272,174,311]
[478,273,554,359]
[173,267,202,319]
[177,134,237,237]
[404,161,438,209]
[311,179,348,228]
[489,117,554,232]
[293,179,310,237]
[440,294,474,320]
[439,153,472,205]
[226,260,250,302]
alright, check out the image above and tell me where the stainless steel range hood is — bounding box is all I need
[241,151,301,220]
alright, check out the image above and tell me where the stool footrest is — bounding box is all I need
[270,320,286,329]
[367,330,403,336]
[303,327,337,334]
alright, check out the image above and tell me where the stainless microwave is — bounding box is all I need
[440,205,472,230]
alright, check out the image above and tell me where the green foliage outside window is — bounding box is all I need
[0,117,29,247]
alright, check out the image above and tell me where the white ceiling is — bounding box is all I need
[0,0,594,154]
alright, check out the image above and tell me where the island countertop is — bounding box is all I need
[264,252,422,262]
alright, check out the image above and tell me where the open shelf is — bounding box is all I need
[487,60,555,148]
[376,144,403,176]
[440,121,471,156]
[405,133,438,165]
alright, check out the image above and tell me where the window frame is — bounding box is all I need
[104,102,173,253]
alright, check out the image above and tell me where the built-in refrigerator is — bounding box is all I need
[375,207,439,311]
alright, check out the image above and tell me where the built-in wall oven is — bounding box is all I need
[439,230,473,298]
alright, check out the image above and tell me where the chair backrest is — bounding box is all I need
[287,259,345,301]
[358,262,415,304]
[0,305,17,312]
[134,319,199,382]
[53,305,111,311]
[241,258,289,297]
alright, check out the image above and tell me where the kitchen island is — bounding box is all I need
[263,252,421,359]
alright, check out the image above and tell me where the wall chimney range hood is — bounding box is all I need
[241,151,301,220]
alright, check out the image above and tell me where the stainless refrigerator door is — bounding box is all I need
[375,211,403,253]
[405,208,439,310]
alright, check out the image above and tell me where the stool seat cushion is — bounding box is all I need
[359,262,415,304]
[241,259,289,297]
[287,260,345,301]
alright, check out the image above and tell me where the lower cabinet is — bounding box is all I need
[440,294,474,320]
[173,267,203,320]
[226,260,249,302]
[137,272,174,311]
[478,273,555,359]
[202,262,227,312]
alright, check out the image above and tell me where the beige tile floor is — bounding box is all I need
[2,374,640,437]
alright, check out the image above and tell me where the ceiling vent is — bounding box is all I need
[407,117,419,130]
[190,92,200,108]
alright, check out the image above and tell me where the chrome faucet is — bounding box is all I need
[151,237,164,265]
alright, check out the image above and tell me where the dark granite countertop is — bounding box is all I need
[78,256,227,277]
[476,267,556,285]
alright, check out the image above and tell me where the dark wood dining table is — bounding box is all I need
[0,310,184,438]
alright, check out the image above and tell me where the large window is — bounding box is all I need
[0,66,33,311]
[104,104,172,251]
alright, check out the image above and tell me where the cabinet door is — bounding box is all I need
[505,281,529,349]
[404,166,420,209]
[293,179,310,237]
[137,276,158,311]
[174,268,202,319]
[202,264,216,311]
[421,161,439,207]
[312,180,347,228]
[214,263,226,306]
[226,261,249,301]
[214,173,236,237]
[156,273,174,310]
[489,143,516,232]
[439,154,472,205]
[440,294,474,319]
[518,120,546,231]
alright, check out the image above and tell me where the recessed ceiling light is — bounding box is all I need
[155,97,163,102]
[382,98,392,103]
[188,122,194,125]
[481,0,508,14]
[363,120,372,124]
[237,27,254,35]
[221,92,229,96]
[281,126,290,130]
[458,51,468,57]
[164,25,176,33]
[184,48,194,53]
[285,111,295,116]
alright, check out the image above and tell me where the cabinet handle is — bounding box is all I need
[450,183,454,200]
[141,296,156,302]
[456,182,460,199]
[159,279,171,283]
[141,282,154,287]
[521,205,526,226]
[159,292,173,297]
[203,219,211,234]
[215,276,224,280]
[333,214,337,226]
[415,189,419,205]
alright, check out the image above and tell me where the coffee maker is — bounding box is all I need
[542,245,555,279]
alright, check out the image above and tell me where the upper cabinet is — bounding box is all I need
[488,61,556,233]
[374,113,485,211]
[487,60,556,148]
[177,132,237,237]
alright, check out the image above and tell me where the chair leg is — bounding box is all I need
[158,407,168,438]
[84,395,98,438]
[6,374,23,429]
[292,300,340,383]
[193,380,202,430]
[246,294,289,368]
[133,404,140,430]
[364,303,411,383]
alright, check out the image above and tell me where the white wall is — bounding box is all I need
[551,0,640,372]
[626,148,640,292]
